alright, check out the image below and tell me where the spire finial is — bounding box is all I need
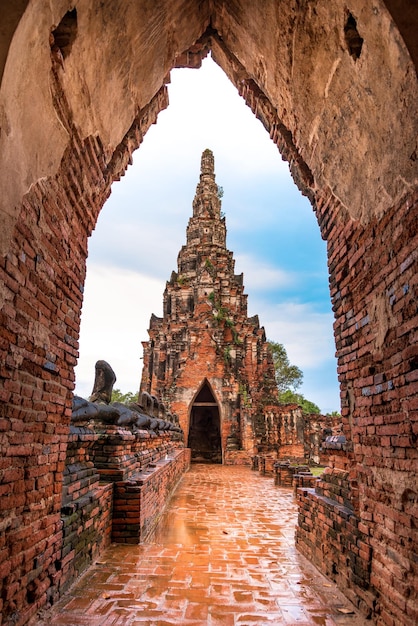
[201,149,214,177]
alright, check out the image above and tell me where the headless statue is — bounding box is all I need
[89,360,116,404]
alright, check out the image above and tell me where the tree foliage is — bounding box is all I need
[111,388,139,404]
[268,340,303,393]
[278,389,320,414]
[268,340,322,413]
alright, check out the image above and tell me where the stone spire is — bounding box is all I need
[186,148,226,248]
[200,147,214,175]
[140,150,279,464]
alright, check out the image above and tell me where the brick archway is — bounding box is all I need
[1,2,417,624]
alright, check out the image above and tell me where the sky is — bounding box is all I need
[75,55,340,414]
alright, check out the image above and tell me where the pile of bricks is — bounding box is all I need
[274,462,312,487]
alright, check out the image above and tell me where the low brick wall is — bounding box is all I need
[57,423,188,605]
[273,462,312,487]
[112,448,191,543]
[292,474,318,495]
[251,455,276,474]
[58,425,114,597]
[90,426,184,482]
[60,482,113,596]
[296,468,374,618]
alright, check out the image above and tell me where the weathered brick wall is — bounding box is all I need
[0,5,417,625]
[48,415,187,613]
[60,483,113,598]
[0,70,168,624]
[58,425,114,597]
[321,444,352,472]
[296,471,374,618]
[237,60,417,622]
[89,426,184,482]
[259,405,340,465]
[296,189,418,624]
[0,138,107,626]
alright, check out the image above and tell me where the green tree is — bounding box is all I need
[268,340,303,393]
[111,389,139,404]
[268,341,322,413]
[299,397,321,414]
[279,390,320,414]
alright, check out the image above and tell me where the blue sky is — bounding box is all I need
[75,56,340,414]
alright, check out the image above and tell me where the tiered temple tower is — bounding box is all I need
[140,149,278,464]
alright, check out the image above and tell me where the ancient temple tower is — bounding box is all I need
[140,149,278,464]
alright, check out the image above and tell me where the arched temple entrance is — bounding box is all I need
[1,2,417,624]
[188,381,222,464]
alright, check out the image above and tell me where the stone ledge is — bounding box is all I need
[297,487,355,517]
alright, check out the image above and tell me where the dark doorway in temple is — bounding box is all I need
[188,382,222,463]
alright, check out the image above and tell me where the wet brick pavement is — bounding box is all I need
[37,465,367,625]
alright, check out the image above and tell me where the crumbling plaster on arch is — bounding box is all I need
[211,0,418,223]
[0,0,417,258]
[0,0,71,253]
[0,0,30,86]
[0,0,212,255]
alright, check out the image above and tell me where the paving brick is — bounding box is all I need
[37,465,366,625]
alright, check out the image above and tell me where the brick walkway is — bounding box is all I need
[38,465,367,625]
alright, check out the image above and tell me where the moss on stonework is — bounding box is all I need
[177,275,189,286]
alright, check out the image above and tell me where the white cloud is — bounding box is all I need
[75,264,164,398]
[89,210,183,281]
[234,253,294,291]
[254,300,336,369]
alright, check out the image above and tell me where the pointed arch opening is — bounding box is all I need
[188,380,222,464]
[75,53,339,416]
